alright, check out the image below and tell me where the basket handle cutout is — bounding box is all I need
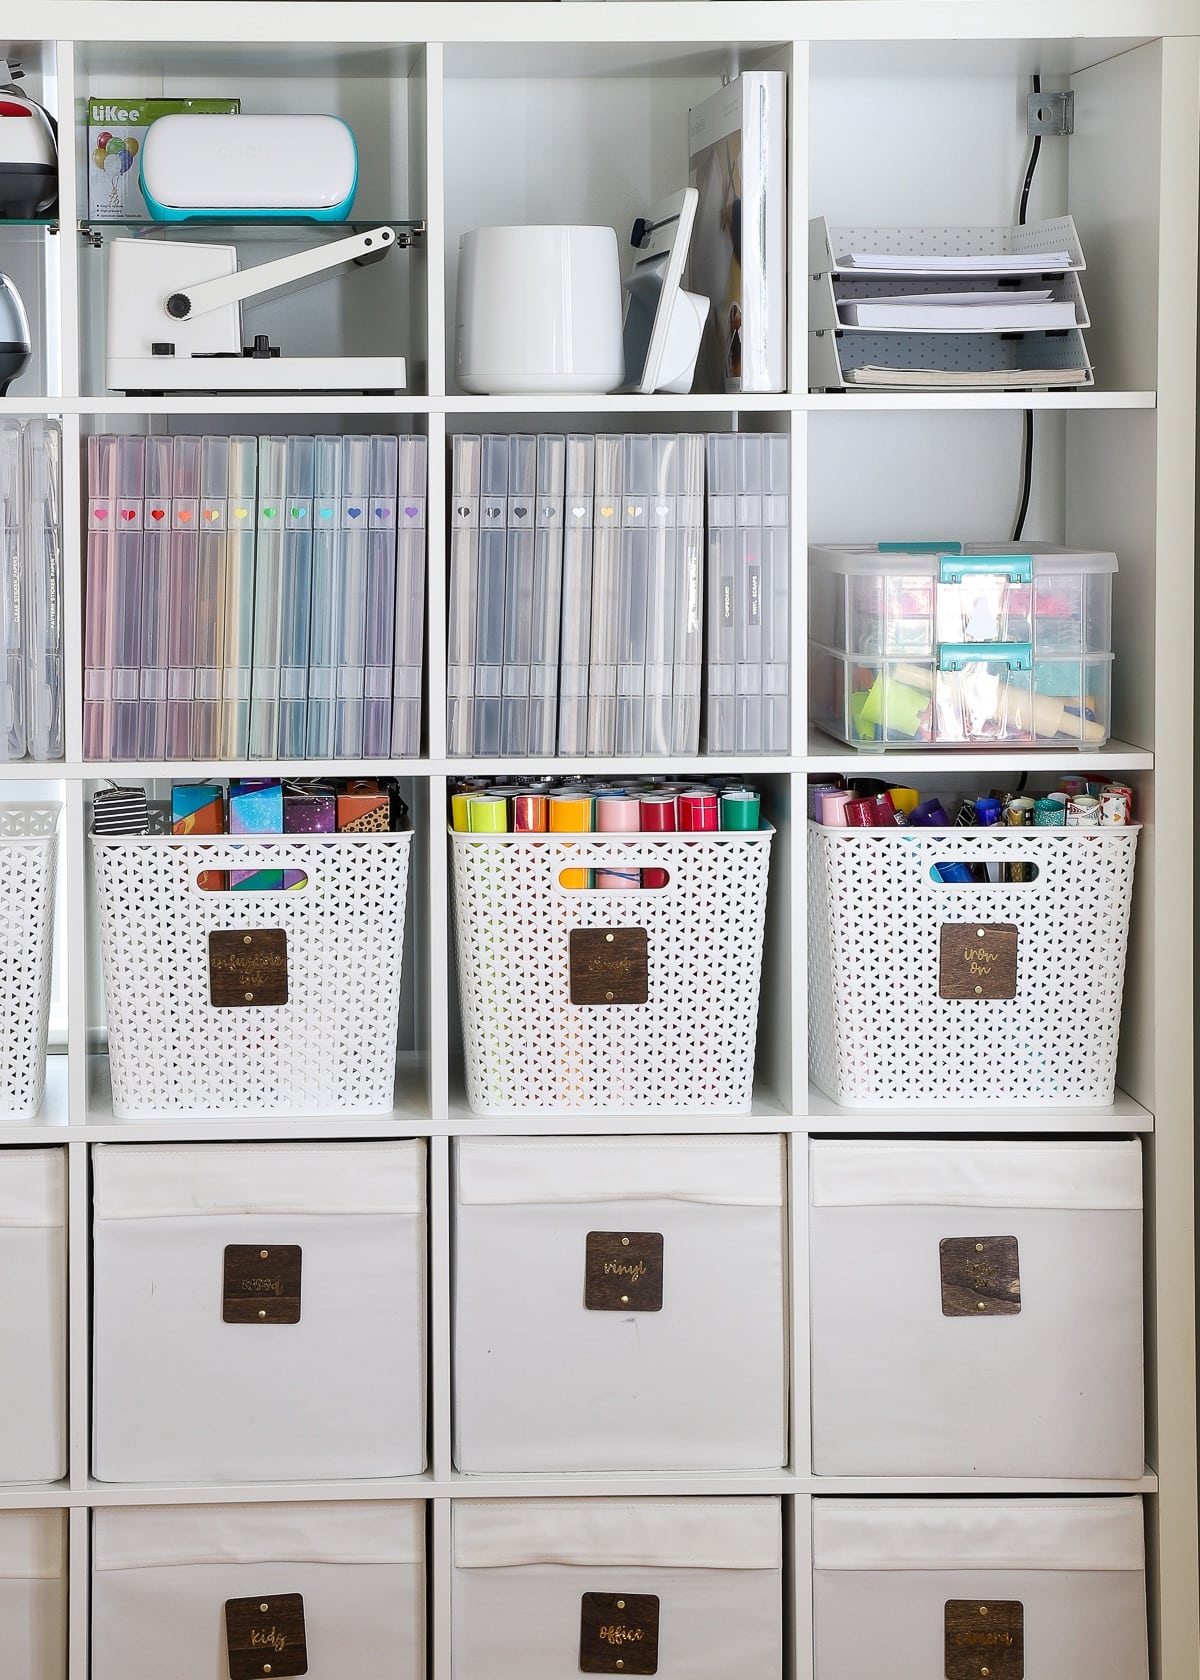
[930,861,1040,886]
[197,869,309,894]
[557,869,669,892]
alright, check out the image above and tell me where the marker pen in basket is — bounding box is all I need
[640,790,675,887]
[595,792,640,888]
[549,788,593,888]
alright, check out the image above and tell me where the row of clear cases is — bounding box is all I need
[0,419,62,761]
[808,540,1115,748]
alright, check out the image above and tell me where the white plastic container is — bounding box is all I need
[809,1140,1144,1476]
[453,1134,788,1472]
[91,826,412,1116]
[0,1149,65,1482]
[450,827,773,1111]
[812,1497,1148,1680]
[91,1142,426,1483]
[0,1510,66,1680]
[452,1497,783,1680]
[91,1502,425,1680]
[808,822,1138,1105]
[0,805,59,1118]
[808,541,1116,748]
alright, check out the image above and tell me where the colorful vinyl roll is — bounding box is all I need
[549,790,593,889]
[720,788,761,831]
[595,793,640,889]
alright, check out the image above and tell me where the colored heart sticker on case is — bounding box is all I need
[290,506,306,519]
[348,506,361,518]
[120,508,135,520]
[205,509,219,521]
[319,507,334,518]
[264,507,277,519]
[404,505,419,518]
[600,505,614,518]
[457,505,470,517]
[513,505,528,518]
[150,508,165,520]
[94,508,107,519]
[572,506,585,518]
[233,508,248,519]
[178,509,192,522]
[374,506,389,519]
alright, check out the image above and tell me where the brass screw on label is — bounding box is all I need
[245,990,255,1002]
[620,1295,630,1305]
[258,1309,267,1320]
[981,1669,990,1677]
[977,928,986,937]
[974,985,983,994]
[976,1301,987,1311]
[621,1237,630,1246]
[615,1664,623,1672]
[616,1600,625,1610]
[260,1250,269,1259]
[979,1606,988,1616]
[263,1668,272,1676]
[243,934,253,945]
[976,1243,984,1253]
[605,990,614,1000]
[605,932,615,942]
[260,1603,269,1612]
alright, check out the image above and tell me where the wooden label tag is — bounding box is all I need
[585,1231,664,1312]
[569,927,649,1005]
[580,1592,660,1674]
[224,1592,309,1679]
[939,923,1018,1000]
[223,1245,302,1324]
[209,929,289,1008]
[945,1598,1024,1680]
[940,1236,1021,1316]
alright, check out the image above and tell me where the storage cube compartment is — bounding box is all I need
[452,1134,788,1473]
[812,1497,1148,1680]
[808,823,1138,1105]
[90,820,413,1115]
[809,1139,1144,1476]
[0,1149,65,1482]
[808,542,1115,748]
[0,1510,66,1680]
[450,827,773,1111]
[0,805,59,1118]
[91,1501,426,1680]
[452,1497,783,1680]
[91,1141,427,1482]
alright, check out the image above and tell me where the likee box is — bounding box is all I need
[88,98,240,221]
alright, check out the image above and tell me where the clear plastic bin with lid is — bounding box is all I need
[808,541,1116,748]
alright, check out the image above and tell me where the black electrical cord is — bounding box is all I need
[1012,72,1042,543]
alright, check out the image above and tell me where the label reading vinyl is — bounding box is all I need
[939,1236,1021,1316]
[580,1592,660,1675]
[209,929,289,1008]
[585,1231,664,1312]
[569,927,648,1005]
[223,1245,302,1324]
[944,1599,1023,1680]
[224,1592,308,1679]
[938,923,1018,1000]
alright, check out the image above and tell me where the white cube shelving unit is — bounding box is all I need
[0,6,1194,1680]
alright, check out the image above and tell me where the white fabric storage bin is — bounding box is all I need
[812,1497,1148,1680]
[91,1141,426,1482]
[0,1510,66,1680]
[452,1497,783,1680]
[0,1149,65,1482]
[453,1134,788,1472]
[92,1501,425,1680]
[809,1139,1143,1476]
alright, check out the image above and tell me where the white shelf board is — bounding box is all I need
[0,1056,70,1138]
[445,1079,794,1133]
[806,728,1154,774]
[805,390,1157,411]
[79,759,428,783]
[82,1474,435,1507]
[76,395,432,417]
[0,1481,72,1510]
[85,1054,430,1135]
[806,1084,1154,1132]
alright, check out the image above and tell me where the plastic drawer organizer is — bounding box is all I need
[809,542,1116,748]
[808,215,1093,391]
[91,811,412,1116]
[808,822,1138,1105]
[450,825,773,1111]
[0,804,59,1118]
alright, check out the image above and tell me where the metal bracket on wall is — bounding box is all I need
[1027,90,1074,136]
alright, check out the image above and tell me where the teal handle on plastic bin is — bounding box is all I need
[938,553,1033,584]
[878,540,963,554]
[939,640,1033,672]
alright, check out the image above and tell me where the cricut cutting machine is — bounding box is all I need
[105,225,406,393]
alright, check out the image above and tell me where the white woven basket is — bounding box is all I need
[808,822,1138,1106]
[0,805,59,1119]
[92,827,412,1117]
[450,827,773,1112]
